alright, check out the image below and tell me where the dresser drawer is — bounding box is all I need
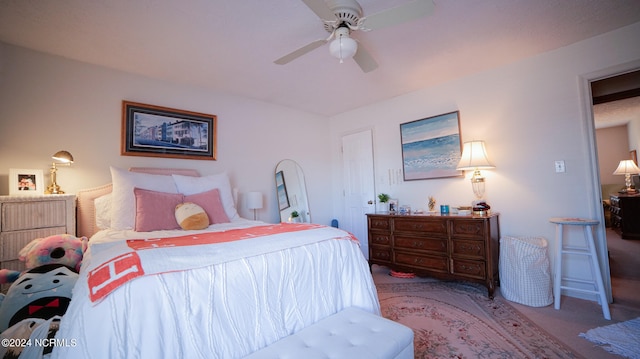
[395,235,447,254]
[393,217,447,234]
[2,200,68,231]
[368,216,391,230]
[451,219,485,239]
[451,258,486,280]
[369,246,392,263]
[0,227,67,261]
[394,251,448,272]
[369,232,391,246]
[451,239,485,259]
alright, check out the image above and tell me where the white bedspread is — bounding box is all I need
[51,220,380,359]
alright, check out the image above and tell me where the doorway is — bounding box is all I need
[341,129,376,258]
[586,65,640,303]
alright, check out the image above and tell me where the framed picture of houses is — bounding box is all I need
[121,101,217,160]
[400,111,463,180]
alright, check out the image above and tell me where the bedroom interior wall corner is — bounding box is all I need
[0,42,332,225]
[328,23,640,300]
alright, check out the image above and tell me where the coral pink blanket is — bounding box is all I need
[87,223,354,302]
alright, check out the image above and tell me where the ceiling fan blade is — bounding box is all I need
[353,42,378,73]
[274,39,328,65]
[301,0,335,20]
[360,0,434,31]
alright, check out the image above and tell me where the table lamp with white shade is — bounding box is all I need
[613,159,640,193]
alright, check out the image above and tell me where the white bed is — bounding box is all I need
[49,167,380,359]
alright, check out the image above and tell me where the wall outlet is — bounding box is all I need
[555,160,566,173]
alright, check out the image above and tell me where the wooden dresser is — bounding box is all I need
[0,195,76,277]
[367,212,500,297]
[609,193,640,239]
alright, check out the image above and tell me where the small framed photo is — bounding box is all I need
[388,199,398,213]
[9,169,45,195]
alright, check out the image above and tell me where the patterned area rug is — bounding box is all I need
[377,281,582,359]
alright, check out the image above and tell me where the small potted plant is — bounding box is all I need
[377,193,390,212]
[289,210,300,222]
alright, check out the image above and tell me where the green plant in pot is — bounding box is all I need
[377,193,390,212]
[290,210,300,222]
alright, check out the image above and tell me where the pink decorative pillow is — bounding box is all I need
[134,188,183,232]
[184,189,230,224]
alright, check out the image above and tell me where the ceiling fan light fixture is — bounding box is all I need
[329,27,357,63]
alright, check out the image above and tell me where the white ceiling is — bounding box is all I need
[594,97,640,129]
[1,0,640,117]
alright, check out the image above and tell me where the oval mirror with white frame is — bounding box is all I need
[275,159,311,223]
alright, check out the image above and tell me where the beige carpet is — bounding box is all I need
[377,280,583,359]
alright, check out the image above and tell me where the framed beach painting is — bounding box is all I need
[122,101,217,160]
[9,168,45,195]
[400,111,463,180]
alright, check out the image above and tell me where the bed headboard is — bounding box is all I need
[76,168,199,239]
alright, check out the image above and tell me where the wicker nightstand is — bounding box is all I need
[0,194,76,282]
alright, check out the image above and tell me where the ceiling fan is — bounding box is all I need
[274,0,435,73]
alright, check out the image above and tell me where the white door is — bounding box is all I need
[342,129,375,258]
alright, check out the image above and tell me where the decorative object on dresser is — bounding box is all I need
[456,140,495,200]
[612,159,640,194]
[367,212,500,298]
[0,194,76,290]
[400,111,463,180]
[45,150,74,194]
[428,196,436,212]
[610,193,640,239]
[377,193,390,212]
[8,169,44,196]
[121,101,217,160]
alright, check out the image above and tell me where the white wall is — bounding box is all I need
[330,22,640,296]
[596,125,630,185]
[629,117,640,157]
[0,43,332,225]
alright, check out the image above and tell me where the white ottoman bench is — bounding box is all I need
[244,307,414,359]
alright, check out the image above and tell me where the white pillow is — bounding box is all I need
[94,193,112,230]
[110,166,178,230]
[172,172,239,220]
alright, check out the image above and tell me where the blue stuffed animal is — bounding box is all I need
[0,264,78,333]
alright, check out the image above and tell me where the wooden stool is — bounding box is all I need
[549,217,610,320]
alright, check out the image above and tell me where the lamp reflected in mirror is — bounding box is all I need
[46,150,74,194]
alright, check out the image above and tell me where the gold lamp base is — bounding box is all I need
[45,183,64,195]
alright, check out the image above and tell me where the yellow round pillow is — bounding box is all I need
[175,202,209,230]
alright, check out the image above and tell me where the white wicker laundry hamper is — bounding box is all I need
[499,236,554,307]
